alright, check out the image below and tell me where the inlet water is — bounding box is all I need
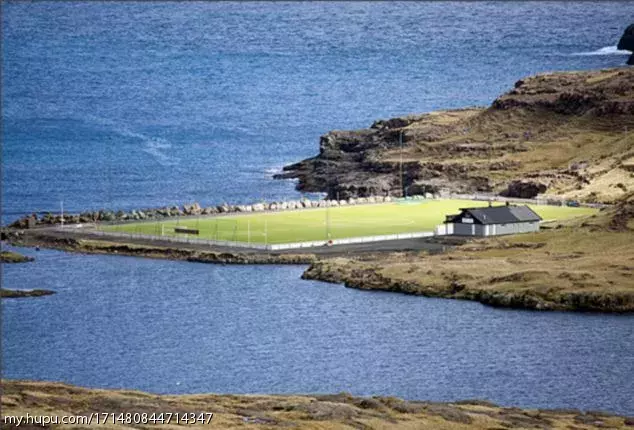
[3,247,634,415]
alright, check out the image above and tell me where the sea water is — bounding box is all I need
[2,1,634,415]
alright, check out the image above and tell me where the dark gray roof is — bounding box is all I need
[449,205,542,225]
[508,205,542,222]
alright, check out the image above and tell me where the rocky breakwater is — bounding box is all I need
[276,67,634,203]
[618,23,634,65]
[5,195,404,230]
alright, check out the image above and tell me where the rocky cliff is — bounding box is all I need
[276,67,634,203]
[618,23,634,65]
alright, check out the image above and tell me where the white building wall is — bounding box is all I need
[451,221,539,236]
[492,222,539,235]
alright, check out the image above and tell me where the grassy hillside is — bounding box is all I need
[2,380,631,429]
[104,199,596,244]
[302,194,634,312]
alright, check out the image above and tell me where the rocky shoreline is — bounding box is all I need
[301,258,634,313]
[0,250,34,263]
[3,231,318,265]
[2,380,632,429]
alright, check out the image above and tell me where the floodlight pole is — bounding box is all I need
[399,130,404,198]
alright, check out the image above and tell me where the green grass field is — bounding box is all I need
[102,199,598,244]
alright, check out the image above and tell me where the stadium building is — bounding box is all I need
[443,203,542,236]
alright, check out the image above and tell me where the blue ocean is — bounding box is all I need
[2,1,634,415]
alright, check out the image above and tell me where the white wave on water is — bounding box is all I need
[263,163,301,179]
[264,166,284,176]
[571,46,631,56]
[85,115,180,166]
[140,137,180,167]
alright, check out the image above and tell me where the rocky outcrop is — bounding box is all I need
[491,69,634,115]
[607,192,634,231]
[501,180,548,199]
[1,288,55,298]
[276,68,634,203]
[617,23,634,65]
[0,250,34,263]
[274,128,406,199]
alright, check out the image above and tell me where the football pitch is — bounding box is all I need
[102,199,598,245]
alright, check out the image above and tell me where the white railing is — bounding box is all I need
[442,193,612,209]
[84,228,437,251]
[446,192,610,209]
[268,231,435,250]
[87,230,270,250]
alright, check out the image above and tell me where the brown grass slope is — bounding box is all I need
[2,380,632,429]
[279,68,634,203]
[302,193,634,312]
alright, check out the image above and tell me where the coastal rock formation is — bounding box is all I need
[0,250,34,263]
[1,288,55,298]
[501,180,548,199]
[617,23,634,65]
[276,68,634,203]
